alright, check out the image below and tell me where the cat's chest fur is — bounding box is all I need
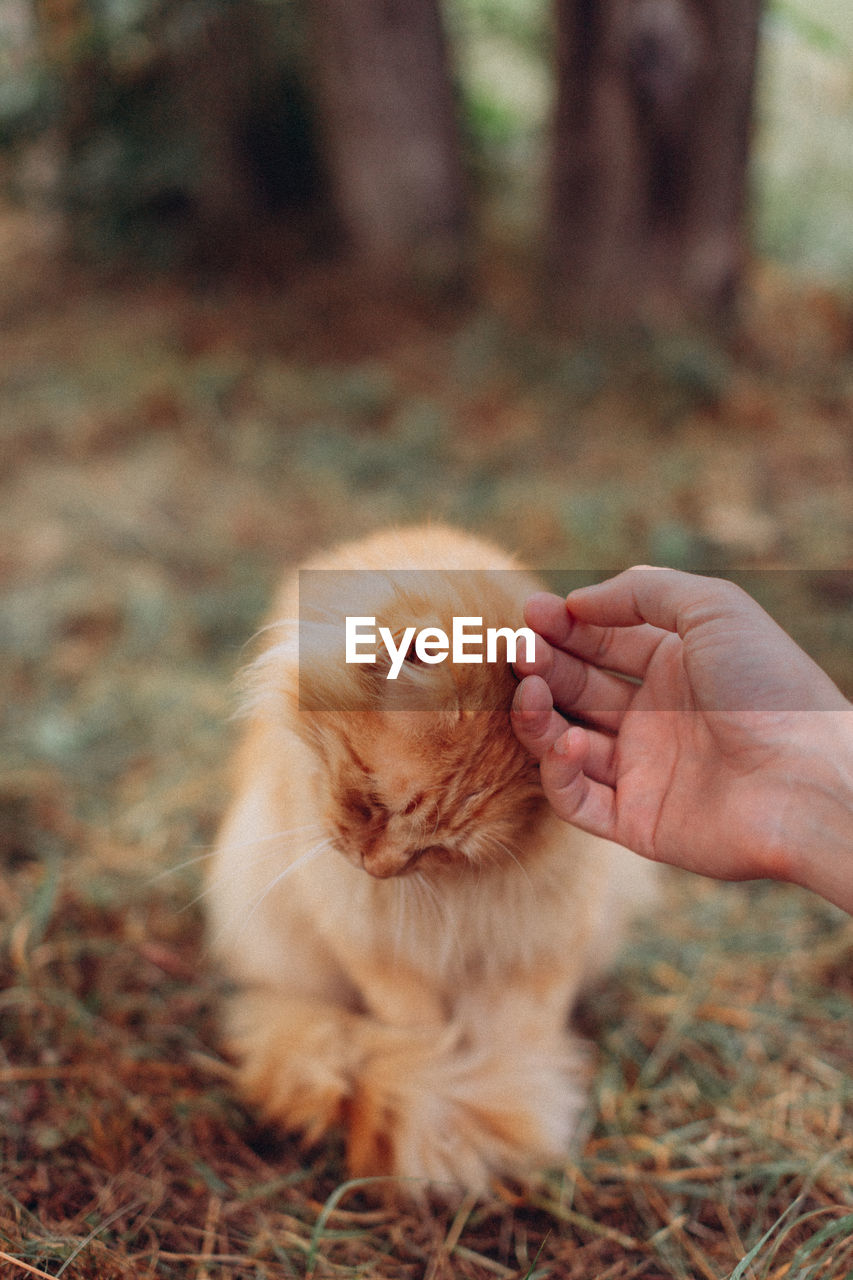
[299,811,588,982]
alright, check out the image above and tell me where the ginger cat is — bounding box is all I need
[208,525,656,1195]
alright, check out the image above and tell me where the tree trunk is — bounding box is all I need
[168,4,269,265]
[309,0,467,286]
[548,0,762,329]
[34,0,277,267]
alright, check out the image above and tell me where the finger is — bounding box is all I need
[513,674,619,784]
[538,728,618,842]
[568,569,851,713]
[553,653,636,731]
[520,592,575,653]
[520,642,636,731]
[521,591,669,680]
[510,675,571,760]
[513,607,560,681]
[515,596,639,729]
[563,722,618,788]
[565,567,753,638]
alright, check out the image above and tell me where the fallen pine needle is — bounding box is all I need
[527,1197,641,1250]
[0,1252,58,1280]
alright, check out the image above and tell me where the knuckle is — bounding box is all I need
[561,654,591,706]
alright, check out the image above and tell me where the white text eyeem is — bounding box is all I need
[345,616,537,680]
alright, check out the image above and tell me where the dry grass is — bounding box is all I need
[1,216,851,1278]
[2,851,851,1278]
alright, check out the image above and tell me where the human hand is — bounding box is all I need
[511,568,853,911]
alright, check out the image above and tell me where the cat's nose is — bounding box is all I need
[360,837,440,878]
[361,845,416,878]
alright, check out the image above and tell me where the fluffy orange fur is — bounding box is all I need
[208,525,656,1195]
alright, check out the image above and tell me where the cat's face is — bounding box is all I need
[288,570,546,879]
[305,704,544,878]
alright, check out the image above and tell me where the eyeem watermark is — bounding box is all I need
[345,615,537,680]
[297,567,849,711]
[296,568,548,710]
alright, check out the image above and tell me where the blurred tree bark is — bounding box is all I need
[32,0,277,265]
[168,5,269,263]
[309,0,468,287]
[549,0,762,328]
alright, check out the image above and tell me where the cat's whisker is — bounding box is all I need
[213,822,326,859]
[482,836,533,887]
[148,846,225,884]
[250,606,345,643]
[406,869,467,974]
[181,846,297,912]
[151,823,326,890]
[213,836,336,943]
[406,875,430,943]
[392,875,409,962]
[154,822,327,883]
[234,617,306,671]
[180,828,332,913]
[150,845,281,896]
[243,836,335,916]
[245,617,296,644]
[204,840,324,899]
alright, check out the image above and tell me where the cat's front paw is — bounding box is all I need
[345,1032,591,1195]
[236,1023,350,1147]
[227,991,454,1156]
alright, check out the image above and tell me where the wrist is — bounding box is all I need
[781,710,853,913]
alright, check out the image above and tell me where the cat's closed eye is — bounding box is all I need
[345,791,385,823]
[396,633,425,667]
[370,631,426,681]
[407,647,423,667]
